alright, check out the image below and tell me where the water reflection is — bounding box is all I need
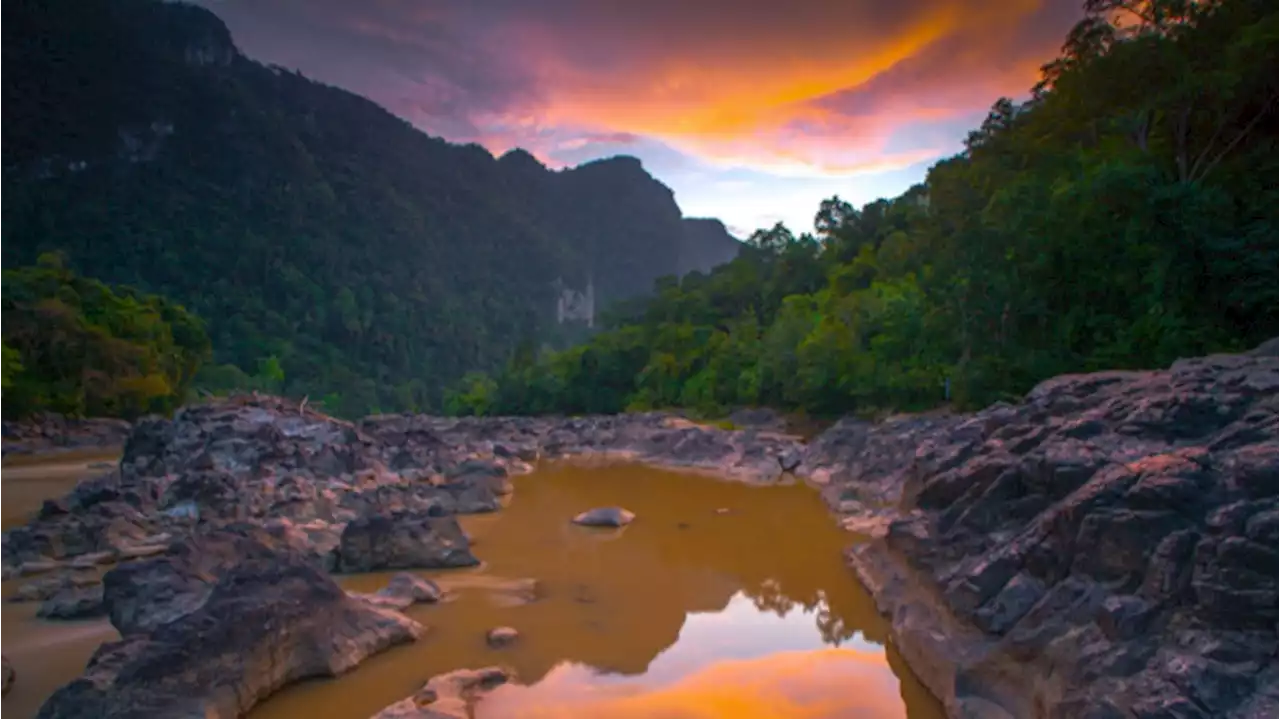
[255,462,941,718]
[476,592,924,718]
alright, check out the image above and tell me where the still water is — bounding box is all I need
[2,459,944,718]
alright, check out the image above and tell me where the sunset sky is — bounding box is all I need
[199,0,1082,237]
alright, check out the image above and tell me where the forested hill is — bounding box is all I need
[447,0,1278,418]
[0,0,741,417]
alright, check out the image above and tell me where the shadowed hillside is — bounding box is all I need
[0,0,741,417]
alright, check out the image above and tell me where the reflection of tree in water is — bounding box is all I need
[750,578,793,618]
[742,582,865,647]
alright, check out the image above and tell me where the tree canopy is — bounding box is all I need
[1,255,212,419]
[447,0,1278,419]
[1,0,740,419]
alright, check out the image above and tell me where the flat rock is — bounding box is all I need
[572,507,636,528]
[351,573,443,610]
[370,666,513,719]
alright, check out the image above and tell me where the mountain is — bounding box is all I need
[0,0,742,417]
[678,218,746,276]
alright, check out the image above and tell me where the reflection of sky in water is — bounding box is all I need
[480,589,908,717]
[589,590,886,690]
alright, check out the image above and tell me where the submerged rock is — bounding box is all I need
[37,528,423,719]
[370,666,513,719]
[834,340,1279,718]
[336,511,478,572]
[351,573,444,610]
[572,507,636,528]
[485,626,519,648]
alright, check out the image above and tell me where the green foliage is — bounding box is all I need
[1,0,741,418]
[2,263,211,419]
[450,0,1277,419]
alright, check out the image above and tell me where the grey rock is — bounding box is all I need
[485,626,519,648]
[36,530,422,719]
[837,339,1279,719]
[37,583,105,620]
[370,666,513,719]
[572,506,636,527]
[336,511,478,572]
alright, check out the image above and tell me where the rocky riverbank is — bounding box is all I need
[2,396,808,717]
[3,340,1276,718]
[802,339,1279,718]
[2,414,131,459]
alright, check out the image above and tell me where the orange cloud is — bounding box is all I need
[202,0,1085,211]
[478,648,925,718]
[477,0,1063,173]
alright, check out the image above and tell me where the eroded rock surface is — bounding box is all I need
[828,340,1279,718]
[3,396,803,577]
[336,512,478,572]
[37,526,423,719]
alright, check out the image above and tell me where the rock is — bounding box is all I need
[352,573,444,610]
[37,529,423,719]
[370,666,513,719]
[336,511,478,573]
[834,340,1279,719]
[485,626,519,648]
[572,506,636,528]
[382,572,444,604]
[1,413,131,457]
[8,569,101,603]
[778,448,802,473]
[2,655,12,697]
[37,583,105,620]
[103,524,315,636]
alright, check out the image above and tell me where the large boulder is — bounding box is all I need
[102,523,320,635]
[335,511,478,573]
[37,529,422,719]
[838,340,1279,718]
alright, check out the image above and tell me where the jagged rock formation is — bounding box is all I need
[801,339,1279,718]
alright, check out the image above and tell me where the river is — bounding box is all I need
[2,457,944,718]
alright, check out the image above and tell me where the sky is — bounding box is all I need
[197,0,1082,238]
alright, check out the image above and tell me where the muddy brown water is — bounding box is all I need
[2,458,944,719]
